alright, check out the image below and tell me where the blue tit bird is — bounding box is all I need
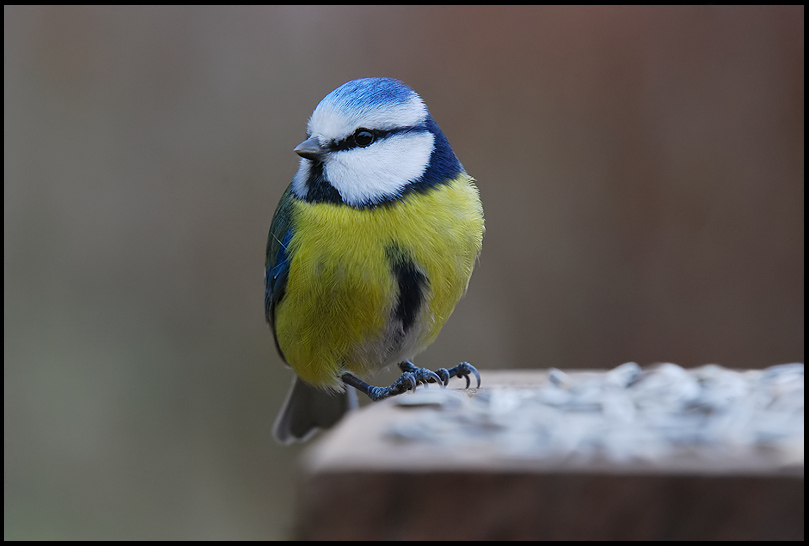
[266,77,484,444]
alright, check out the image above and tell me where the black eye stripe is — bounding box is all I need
[329,126,423,152]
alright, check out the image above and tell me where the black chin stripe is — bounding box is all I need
[305,161,343,204]
[387,246,428,333]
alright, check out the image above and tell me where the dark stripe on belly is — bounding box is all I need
[387,246,428,333]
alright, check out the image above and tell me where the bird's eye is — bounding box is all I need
[353,129,375,148]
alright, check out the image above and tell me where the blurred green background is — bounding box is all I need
[4,5,803,540]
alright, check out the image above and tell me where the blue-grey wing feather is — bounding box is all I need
[265,185,296,362]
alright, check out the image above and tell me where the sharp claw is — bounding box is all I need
[443,362,481,390]
[470,366,481,388]
[426,370,442,385]
[436,368,450,386]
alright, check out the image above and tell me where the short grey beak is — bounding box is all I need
[294,136,326,161]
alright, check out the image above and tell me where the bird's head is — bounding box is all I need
[291,78,463,207]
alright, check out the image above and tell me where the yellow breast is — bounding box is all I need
[274,174,484,388]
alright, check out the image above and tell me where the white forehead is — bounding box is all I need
[307,78,428,141]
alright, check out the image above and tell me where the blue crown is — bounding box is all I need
[320,77,418,113]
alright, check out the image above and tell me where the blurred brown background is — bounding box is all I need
[4,5,803,540]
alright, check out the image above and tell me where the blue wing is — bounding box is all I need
[265,185,296,362]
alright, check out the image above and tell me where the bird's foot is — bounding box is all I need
[341,361,481,402]
[432,362,481,389]
[398,361,444,387]
[342,372,418,401]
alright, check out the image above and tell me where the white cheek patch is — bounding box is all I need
[310,98,428,143]
[291,158,310,199]
[325,131,435,206]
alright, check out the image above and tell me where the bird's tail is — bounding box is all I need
[273,376,357,444]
